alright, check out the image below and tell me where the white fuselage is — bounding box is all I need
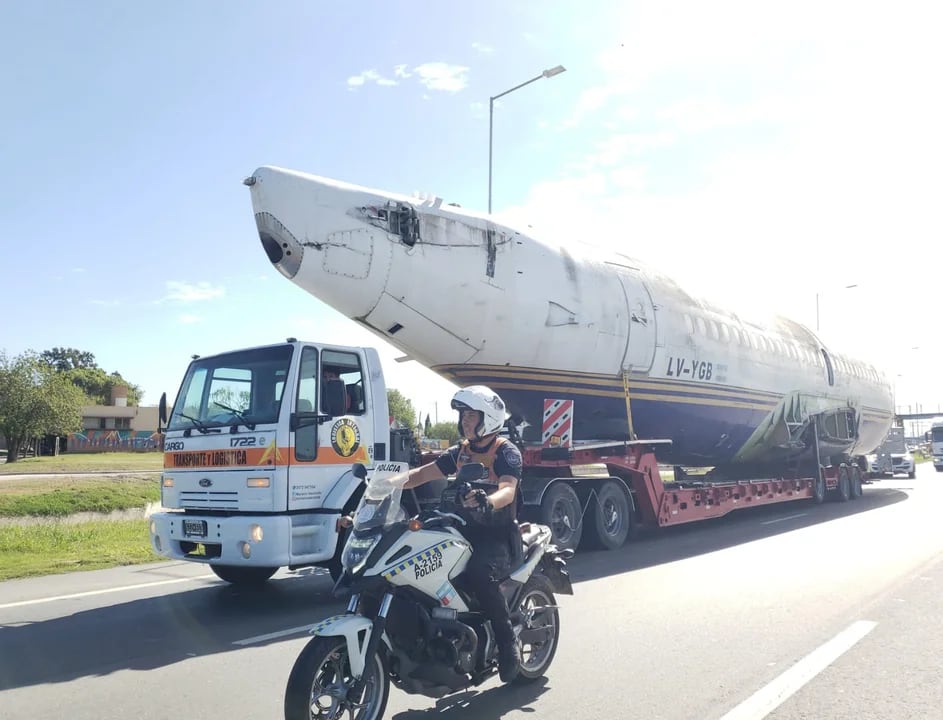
[245,166,894,465]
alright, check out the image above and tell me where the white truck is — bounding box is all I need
[928,418,943,472]
[148,339,432,585]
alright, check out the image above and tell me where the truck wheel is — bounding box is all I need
[210,565,278,586]
[539,483,583,552]
[908,469,916,479]
[850,466,863,499]
[834,466,851,502]
[812,472,826,504]
[584,480,633,551]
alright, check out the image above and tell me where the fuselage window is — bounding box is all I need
[821,349,835,386]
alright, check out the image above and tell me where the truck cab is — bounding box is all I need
[929,419,943,472]
[149,339,398,584]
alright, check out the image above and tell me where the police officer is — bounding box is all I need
[403,385,524,682]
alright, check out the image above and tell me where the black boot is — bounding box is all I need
[495,621,521,682]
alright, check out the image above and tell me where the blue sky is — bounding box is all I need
[2,1,942,430]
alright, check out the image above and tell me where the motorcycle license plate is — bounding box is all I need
[183,519,207,538]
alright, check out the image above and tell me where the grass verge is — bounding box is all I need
[0,519,161,581]
[0,476,161,517]
[0,452,162,474]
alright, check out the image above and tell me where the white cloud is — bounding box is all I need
[471,42,494,54]
[347,62,470,94]
[179,314,201,324]
[346,69,398,89]
[164,281,225,302]
[412,62,469,93]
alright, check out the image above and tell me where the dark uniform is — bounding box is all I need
[435,435,523,669]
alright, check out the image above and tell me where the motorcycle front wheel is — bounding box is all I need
[284,635,390,720]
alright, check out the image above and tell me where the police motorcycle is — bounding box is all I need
[283,461,574,720]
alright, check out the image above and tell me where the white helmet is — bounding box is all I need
[451,385,509,440]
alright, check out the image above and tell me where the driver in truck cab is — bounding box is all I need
[402,385,524,683]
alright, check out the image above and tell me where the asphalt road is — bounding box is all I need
[1,465,941,719]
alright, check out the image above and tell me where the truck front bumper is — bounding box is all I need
[149,511,340,567]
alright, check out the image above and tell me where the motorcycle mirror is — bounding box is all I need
[352,463,368,481]
[455,462,486,483]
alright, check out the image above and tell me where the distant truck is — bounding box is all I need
[148,338,876,587]
[927,418,943,472]
[865,425,915,479]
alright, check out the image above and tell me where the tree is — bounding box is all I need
[0,351,85,463]
[61,366,144,406]
[428,421,460,445]
[40,347,97,372]
[386,389,416,429]
[39,347,144,406]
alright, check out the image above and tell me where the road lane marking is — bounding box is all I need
[233,624,315,646]
[760,513,808,525]
[719,620,877,720]
[0,574,217,610]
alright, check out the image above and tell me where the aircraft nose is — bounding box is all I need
[255,209,304,279]
[243,166,395,318]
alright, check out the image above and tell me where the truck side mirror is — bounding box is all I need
[159,392,168,425]
[352,463,368,480]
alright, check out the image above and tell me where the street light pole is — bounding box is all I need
[488,65,566,214]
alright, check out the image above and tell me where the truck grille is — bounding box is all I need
[180,491,239,508]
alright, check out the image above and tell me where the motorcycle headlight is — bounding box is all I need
[342,532,381,575]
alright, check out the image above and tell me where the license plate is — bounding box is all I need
[183,519,207,538]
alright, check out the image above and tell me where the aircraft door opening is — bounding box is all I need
[618,274,657,374]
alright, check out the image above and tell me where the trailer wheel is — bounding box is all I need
[584,480,633,551]
[834,466,851,502]
[850,466,863,499]
[812,472,826,504]
[539,483,583,552]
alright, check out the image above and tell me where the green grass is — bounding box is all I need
[0,520,161,581]
[0,476,161,517]
[0,451,162,474]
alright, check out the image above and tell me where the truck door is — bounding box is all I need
[289,347,373,510]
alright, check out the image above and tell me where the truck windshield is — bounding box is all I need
[932,427,943,443]
[167,344,293,431]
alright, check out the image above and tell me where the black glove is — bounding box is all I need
[470,489,492,514]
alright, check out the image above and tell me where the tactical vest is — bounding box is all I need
[455,437,515,527]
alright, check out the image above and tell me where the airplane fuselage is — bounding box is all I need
[245,166,894,467]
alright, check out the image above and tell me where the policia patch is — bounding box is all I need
[330,418,361,457]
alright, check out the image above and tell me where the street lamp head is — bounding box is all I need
[542,65,566,78]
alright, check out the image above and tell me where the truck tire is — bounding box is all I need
[584,480,633,551]
[812,472,826,504]
[834,466,851,502]
[539,483,583,552]
[210,565,278,586]
[850,466,863,499]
